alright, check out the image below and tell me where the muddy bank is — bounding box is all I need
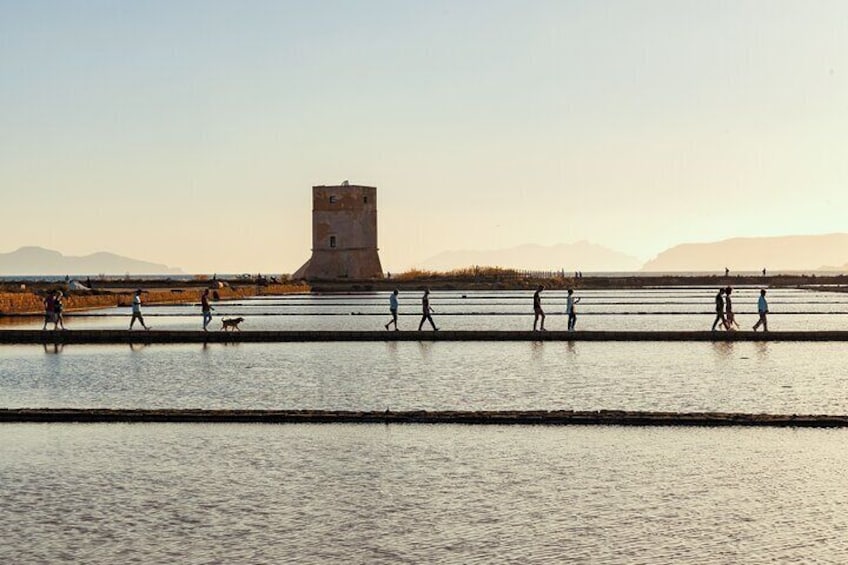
[2,408,847,427]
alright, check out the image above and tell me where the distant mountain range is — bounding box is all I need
[642,234,848,272]
[418,234,848,273]
[418,242,642,272]
[0,246,183,276]
[4,234,846,276]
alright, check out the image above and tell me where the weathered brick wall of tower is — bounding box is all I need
[293,184,384,280]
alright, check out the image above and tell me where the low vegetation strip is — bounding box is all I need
[3,329,848,344]
[0,283,308,315]
[1,409,847,427]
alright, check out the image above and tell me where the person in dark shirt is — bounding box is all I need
[53,291,66,330]
[533,285,545,331]
[566,289,581,331]
[201,289,214,331]
[724,286,738,330]
[418,289,438,331]
[711,288,726,332]
[42,292,56,331]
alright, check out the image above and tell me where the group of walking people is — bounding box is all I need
[385,288,439,331]
[42,288,217,331]
[385,286,772,333]
[533,285,580,332]
[383,285,583,332]
[40,285,773,333]
[129,288,215,331]
[712,287,769,332]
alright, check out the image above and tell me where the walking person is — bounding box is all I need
[385,289,400,331]
[533,285,545,331]
[711,288,726,332]
[129,289,151,330]
[42,291,56,330]
[752,289,769,332]
[724,286,738,330]
[418,289,438,331]
[201,288,214,331]
[53,291,66,330]
[566,289,581,331]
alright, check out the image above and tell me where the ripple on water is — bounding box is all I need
[1,424,848,563]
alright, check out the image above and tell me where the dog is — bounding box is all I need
[221,317,245,331]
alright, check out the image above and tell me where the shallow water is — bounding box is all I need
[7,288,848,332]
[2,424,848,564]
[4,288,848,563]
[1,340,846,413]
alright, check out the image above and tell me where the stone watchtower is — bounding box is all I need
[293,183,384,280]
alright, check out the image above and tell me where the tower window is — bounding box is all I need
[329,236,336,248]
[363,196,368,204]
[329,195,337,204]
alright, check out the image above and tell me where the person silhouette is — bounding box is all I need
[53,291,66,330]
[418,289,438,331]
[533,285,545,331]
[129,289,151,330]
[711,288,726,332]
[752,289,769,332]
[566,289,581,331]
[724,286,738,330]
[385,289,400,331]
[201,288,214,331]
[42,291,56,331]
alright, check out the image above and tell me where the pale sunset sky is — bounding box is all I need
[1,1,846,273]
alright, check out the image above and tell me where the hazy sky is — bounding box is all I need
[2,1,846,273]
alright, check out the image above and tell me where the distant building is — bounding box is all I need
[293,184,384,280]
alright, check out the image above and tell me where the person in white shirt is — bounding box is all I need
[129,289,150,330]
[752,289,769,332]
[385,289,400,331]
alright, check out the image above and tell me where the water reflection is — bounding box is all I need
[711,341,735,361]
[42,343,64,355]
[530,340,546,364]
[754,340,770,360]
[416,340,433,362]
[3,341,848,414]
[384,340,399,362]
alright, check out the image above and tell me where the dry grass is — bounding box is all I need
[0,282,311,315]
[392,266,522,281]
